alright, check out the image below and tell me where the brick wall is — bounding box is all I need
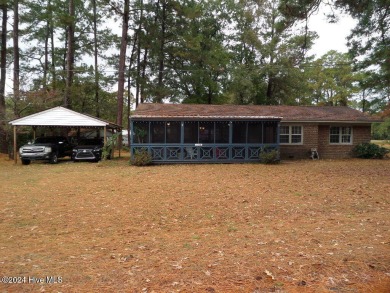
[280,123,372,159]
[317,125,372,159]
[280,123,318,160]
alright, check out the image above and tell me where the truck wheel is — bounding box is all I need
[50,154,58,164]
[21,159,31,165]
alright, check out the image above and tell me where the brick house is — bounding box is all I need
[130,104,380,162]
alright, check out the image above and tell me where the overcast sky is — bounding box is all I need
[308,8,357,57]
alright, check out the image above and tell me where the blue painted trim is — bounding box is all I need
[131,143,279,163]
[130,119,280,163]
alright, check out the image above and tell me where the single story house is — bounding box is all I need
[130,104,381,163]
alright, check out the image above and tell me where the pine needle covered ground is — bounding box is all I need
[0,154,389,292]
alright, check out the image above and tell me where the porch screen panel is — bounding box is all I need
[150,121,165,143]
[133,121,149,143]
[199,122,214,143]
[215,122,229,143]
[264,122,277,143]
[166,121,181,143]
[247,122,262,143]
[233,122,246,143]
[184,122,198,143]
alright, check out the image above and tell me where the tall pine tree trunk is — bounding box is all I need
[135,39,141,107]
[0,4,7,153]
[156,0,166,103]
[116,0,129,126]
[140,48,148,103]
[13,0,20,116]
[134,0,143,108]
[43,26,49,89]
[43,0,51,90]
[65,0,75,109]
[92,0,100,117]
[49,0,56,90]
[127,33,138,146]
[266,13,276,105]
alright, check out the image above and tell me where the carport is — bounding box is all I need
[9,106,121,164]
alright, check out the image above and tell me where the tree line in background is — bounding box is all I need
[0,0,389,153]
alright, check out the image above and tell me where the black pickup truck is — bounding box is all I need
[19,136,73,165]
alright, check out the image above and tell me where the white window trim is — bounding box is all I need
[329,126,353,145]
[280,125,303,145]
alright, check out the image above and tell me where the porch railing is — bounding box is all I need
[131,144,279,163]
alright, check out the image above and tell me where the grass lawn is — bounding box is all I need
[0,154,389,292]
[372,140,390,151]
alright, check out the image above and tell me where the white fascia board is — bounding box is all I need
[9,106,108,127]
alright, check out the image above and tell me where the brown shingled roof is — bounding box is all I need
[132,103,381,123]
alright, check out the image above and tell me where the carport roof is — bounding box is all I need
[9,106,120,129]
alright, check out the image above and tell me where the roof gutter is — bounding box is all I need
[131,115,282,121]
[281,120,381,124]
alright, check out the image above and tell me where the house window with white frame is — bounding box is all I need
[280,125,302,144]
[329,126,352,144]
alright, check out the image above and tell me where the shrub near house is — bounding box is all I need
[353,142,389,159]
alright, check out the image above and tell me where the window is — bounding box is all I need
[280,125,302,144]
[329,126,352,144]
[280,126,289,143]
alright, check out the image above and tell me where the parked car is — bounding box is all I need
[72,138,105,162]
[19,136,73,165]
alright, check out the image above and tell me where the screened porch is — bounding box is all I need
[130,119,280,163]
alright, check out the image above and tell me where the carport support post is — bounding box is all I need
[13,126,17,164]
[103,126,111,159]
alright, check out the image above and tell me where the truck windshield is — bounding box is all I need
[35,137,65,144]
